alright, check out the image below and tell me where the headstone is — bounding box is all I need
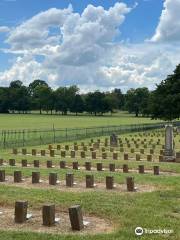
[138,165,145,174]
[0,170,5,182]
[9,159,15,166]
[49,173,57,185]
[42,204,55,226]
[47,160,53,168]
[32,172,40,184]
[164,125,175,161]
[113,152,118,160]
[124,153,128,160]
[85,162,91,171]
[0,159,3,166]
[66,173,74,187]
[86,175,94,188]
[147,155,152,162]
[60,161,66,169]
[109,163,115,172]
[34,160,40,168]
[153,166,160,175]
[102,152,107,159]
[22,148,27,155]
[126,177,135,192]
[69,205,84,231]
[41,150,46,156]
[32,149,37,156]
[92,152,96,159]
[123,164,128,173]
[50,149,55,157]
[97,163,103,171]
[110,134,118,147]
[15,200,28,223]
[22,159,27,167]
[73,162,79,170]
[71,151,76,158]
[14,171,22,183]
[106,176,114,189]
[81,151,85,159]
[13,148,18,155]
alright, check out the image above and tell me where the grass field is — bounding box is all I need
[0,112,161,130]
[0,129,179,240]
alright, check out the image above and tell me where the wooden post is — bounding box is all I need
[60,161,66,169]
[49,173,57,185]
[14,171,22,183]
[106,176,114,189]
[22,159,27,167]
[0,170,5,182]
[34,160,40,168]
[9,159,15,166]
[126,177,134,192]
[66,173,74,187]
[86,175,94,188]
[85,162,91,171]
[123,164,128,173]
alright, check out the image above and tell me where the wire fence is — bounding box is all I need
[1,121,180,149]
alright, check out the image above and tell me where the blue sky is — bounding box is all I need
[0,0,179,91]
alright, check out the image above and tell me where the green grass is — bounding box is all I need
[0,130,179,240]
[0,112,161,130]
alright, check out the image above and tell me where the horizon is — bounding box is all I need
[0,0,179,92]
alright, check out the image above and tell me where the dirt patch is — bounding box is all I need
[0,176,157,193]
[0,207,114,235]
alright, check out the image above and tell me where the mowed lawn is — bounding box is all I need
[0,112,161,130]
[0,131,179,240]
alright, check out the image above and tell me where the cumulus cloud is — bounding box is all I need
[0,26,10,33]
[151,0,180,42]
[0,1,179,91]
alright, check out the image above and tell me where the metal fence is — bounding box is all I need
[1,121,180,149]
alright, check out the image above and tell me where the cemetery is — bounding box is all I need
[0,124,179,239]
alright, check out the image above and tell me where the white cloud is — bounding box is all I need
[0,26,10,33]
[151,0,180,42]
[0,2,179,92]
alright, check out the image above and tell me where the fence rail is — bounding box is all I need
[1,121,180,149]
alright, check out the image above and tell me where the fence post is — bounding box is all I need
[53,124,56,143]
[22,130,25,147]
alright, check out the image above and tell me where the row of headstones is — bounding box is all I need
[0,170,141,190]
[13,201,84,230]
[3,159,160,174]
[12,148,163,160]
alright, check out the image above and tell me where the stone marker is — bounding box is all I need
[41,150,46,156]
[86,175,94,188]
[34,160,40,168]
[13,148,18,155]
[109,163,115,172]
[57,145,61,150]
[126,177,134,192]
[14,171,22,183]
[106,176,114,189]
[73,161,79,170]
[164,125,175,161]
[60,161,66,169]
[81,151,85,159]
[113,152,118,160]
[0,170,5,182]
[102,152,107,159]
[0,159,3,166]
[153,166,160,175]
[71,151,75,158]
[147,155,152,162]
[97,163,103,171]
[138,165,145,174]
[123,164,128,173]
[48,145,52,150]
[22,159,27,167]
[140,149,144,154]
[136,154,140,161]
[47,160,53,168]
[69,205,84,231]
[49,173,57,185]
[50,149,55,157]
[32,149,37,156]
[42,204,55,226]
[110,134,118,147]
[92,152,96,159]
[85,162,91,171]
[159,155,163,162]
[61,151,66,158]
[15,200,28,223]
[22,148,27,155]
[66,173,74,187]
[9,159,15,166]
[65,145,69,151]
[124,153,129,160]
[32,172,40,184]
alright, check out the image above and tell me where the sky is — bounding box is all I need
[0,0,179,92]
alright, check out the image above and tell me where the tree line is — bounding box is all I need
[0,64,180,120]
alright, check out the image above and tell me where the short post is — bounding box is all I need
[109,163,115,172]
[69,205,84,231]
[73,161,79,170]
[138,165,145,174]
[49,173,57,185]
[42,204,55,226]
[32,149,37,156]
[66,173,74,187]
[126,177,134,192]
[9,159,15,166]
[85,162,91,171]
[86,175,94,188]
[153,166,160,175]
[41,150,46,156]
[47,160,53,168]
[14,171,22,183]
[0,170,5,182]
[22,159,27,167]
[32,172,40,184]
[106,176,114,189]
[34,160,40,168]
[97,163,103,171]
[60,161,66,169]
[15,200,28,223]
[123,164,128,173]
[124,153,128,160]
